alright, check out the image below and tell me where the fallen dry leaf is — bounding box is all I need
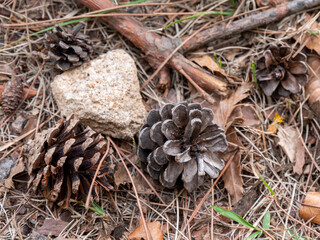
[190,54,241,83]
[0,64,13,81]
[228,104,260,127]
[128,219,163,240]
[222,128,244,205]
[277,125,305,175]
[4,157,25,189]
[278,126,299,162]
[21,115,38,142]
[213,82,253,130]
[190,55,221,73]
[306,56,320,116]
[293,138,305,175]
[294,14,320,55]
[114,163,131,188]
[225,48,240,61]
[37,218,69,236]
[212,83,252,205]
[299,192,320,225]
[133,174,153,195]
[232,185,259,217]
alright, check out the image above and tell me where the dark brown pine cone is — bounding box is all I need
[1,76,23,115]
[138,102,228,192]
[26,115,113,208]
[255,44,308,97]
[43,23,92,71]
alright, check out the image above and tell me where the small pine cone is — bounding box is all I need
[255,44,308,97]
[43,23,92,71]
[138,103,228,192]
[1,76,23,115]
[26,115,113,208]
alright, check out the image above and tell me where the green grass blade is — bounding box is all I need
[248,231,262,240]
[231,0,237,10]
[262,212,270,230]
[162,11,234,30]
[92,201,106,216]
[255,172,274,195]
[214,54,222,68]
[252,61,258,86]
[211,206,261,231]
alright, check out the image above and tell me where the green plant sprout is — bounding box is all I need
[255,171,274,196]
[211,205,268,239]
[214,53,223,68]
[80,201,106,216]
[0,0,149,50]
[252,61,258,87]
[162,11,234,30]
[231,0,237,10]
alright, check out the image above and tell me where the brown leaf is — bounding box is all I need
[190,55,221,73]
[128,220,163,240]
[37,218,69,236]
[4,158,25,189]
[189,55,241,83]
[294,14,320,55]
[21,115,38,142]
[299,192,320,225]
[232,185,259,216]
[278,126,299,162]
[306,56,320,116]
[228,104,260,127]
[133,174,153,195]
[0,64,13,81]
[277,125,305,174]
[114,163,131,188]
[222,128,244,205]
[293,138,305,175]
[213,83,253,130]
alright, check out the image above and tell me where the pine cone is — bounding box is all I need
[26,115,113,208]
[43,23,92,71]
[255,44,308,97]
[138,103,228,192]
[1,76,23,115]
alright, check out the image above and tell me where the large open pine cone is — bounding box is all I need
[138,103,228,192]
[43,24,92,71]
[255,44,308,97]
[26,115,113,208]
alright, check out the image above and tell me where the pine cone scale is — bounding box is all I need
[172,104,188,128]
[160,161,183,187]
[282,72,300,93]
[176,148,192,163]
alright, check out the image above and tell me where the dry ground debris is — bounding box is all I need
[1,0,320,239]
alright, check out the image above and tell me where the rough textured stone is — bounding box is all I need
[0,157,15,182]
[51,49,147,140]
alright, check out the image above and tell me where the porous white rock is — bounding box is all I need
[51,49,147,140]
